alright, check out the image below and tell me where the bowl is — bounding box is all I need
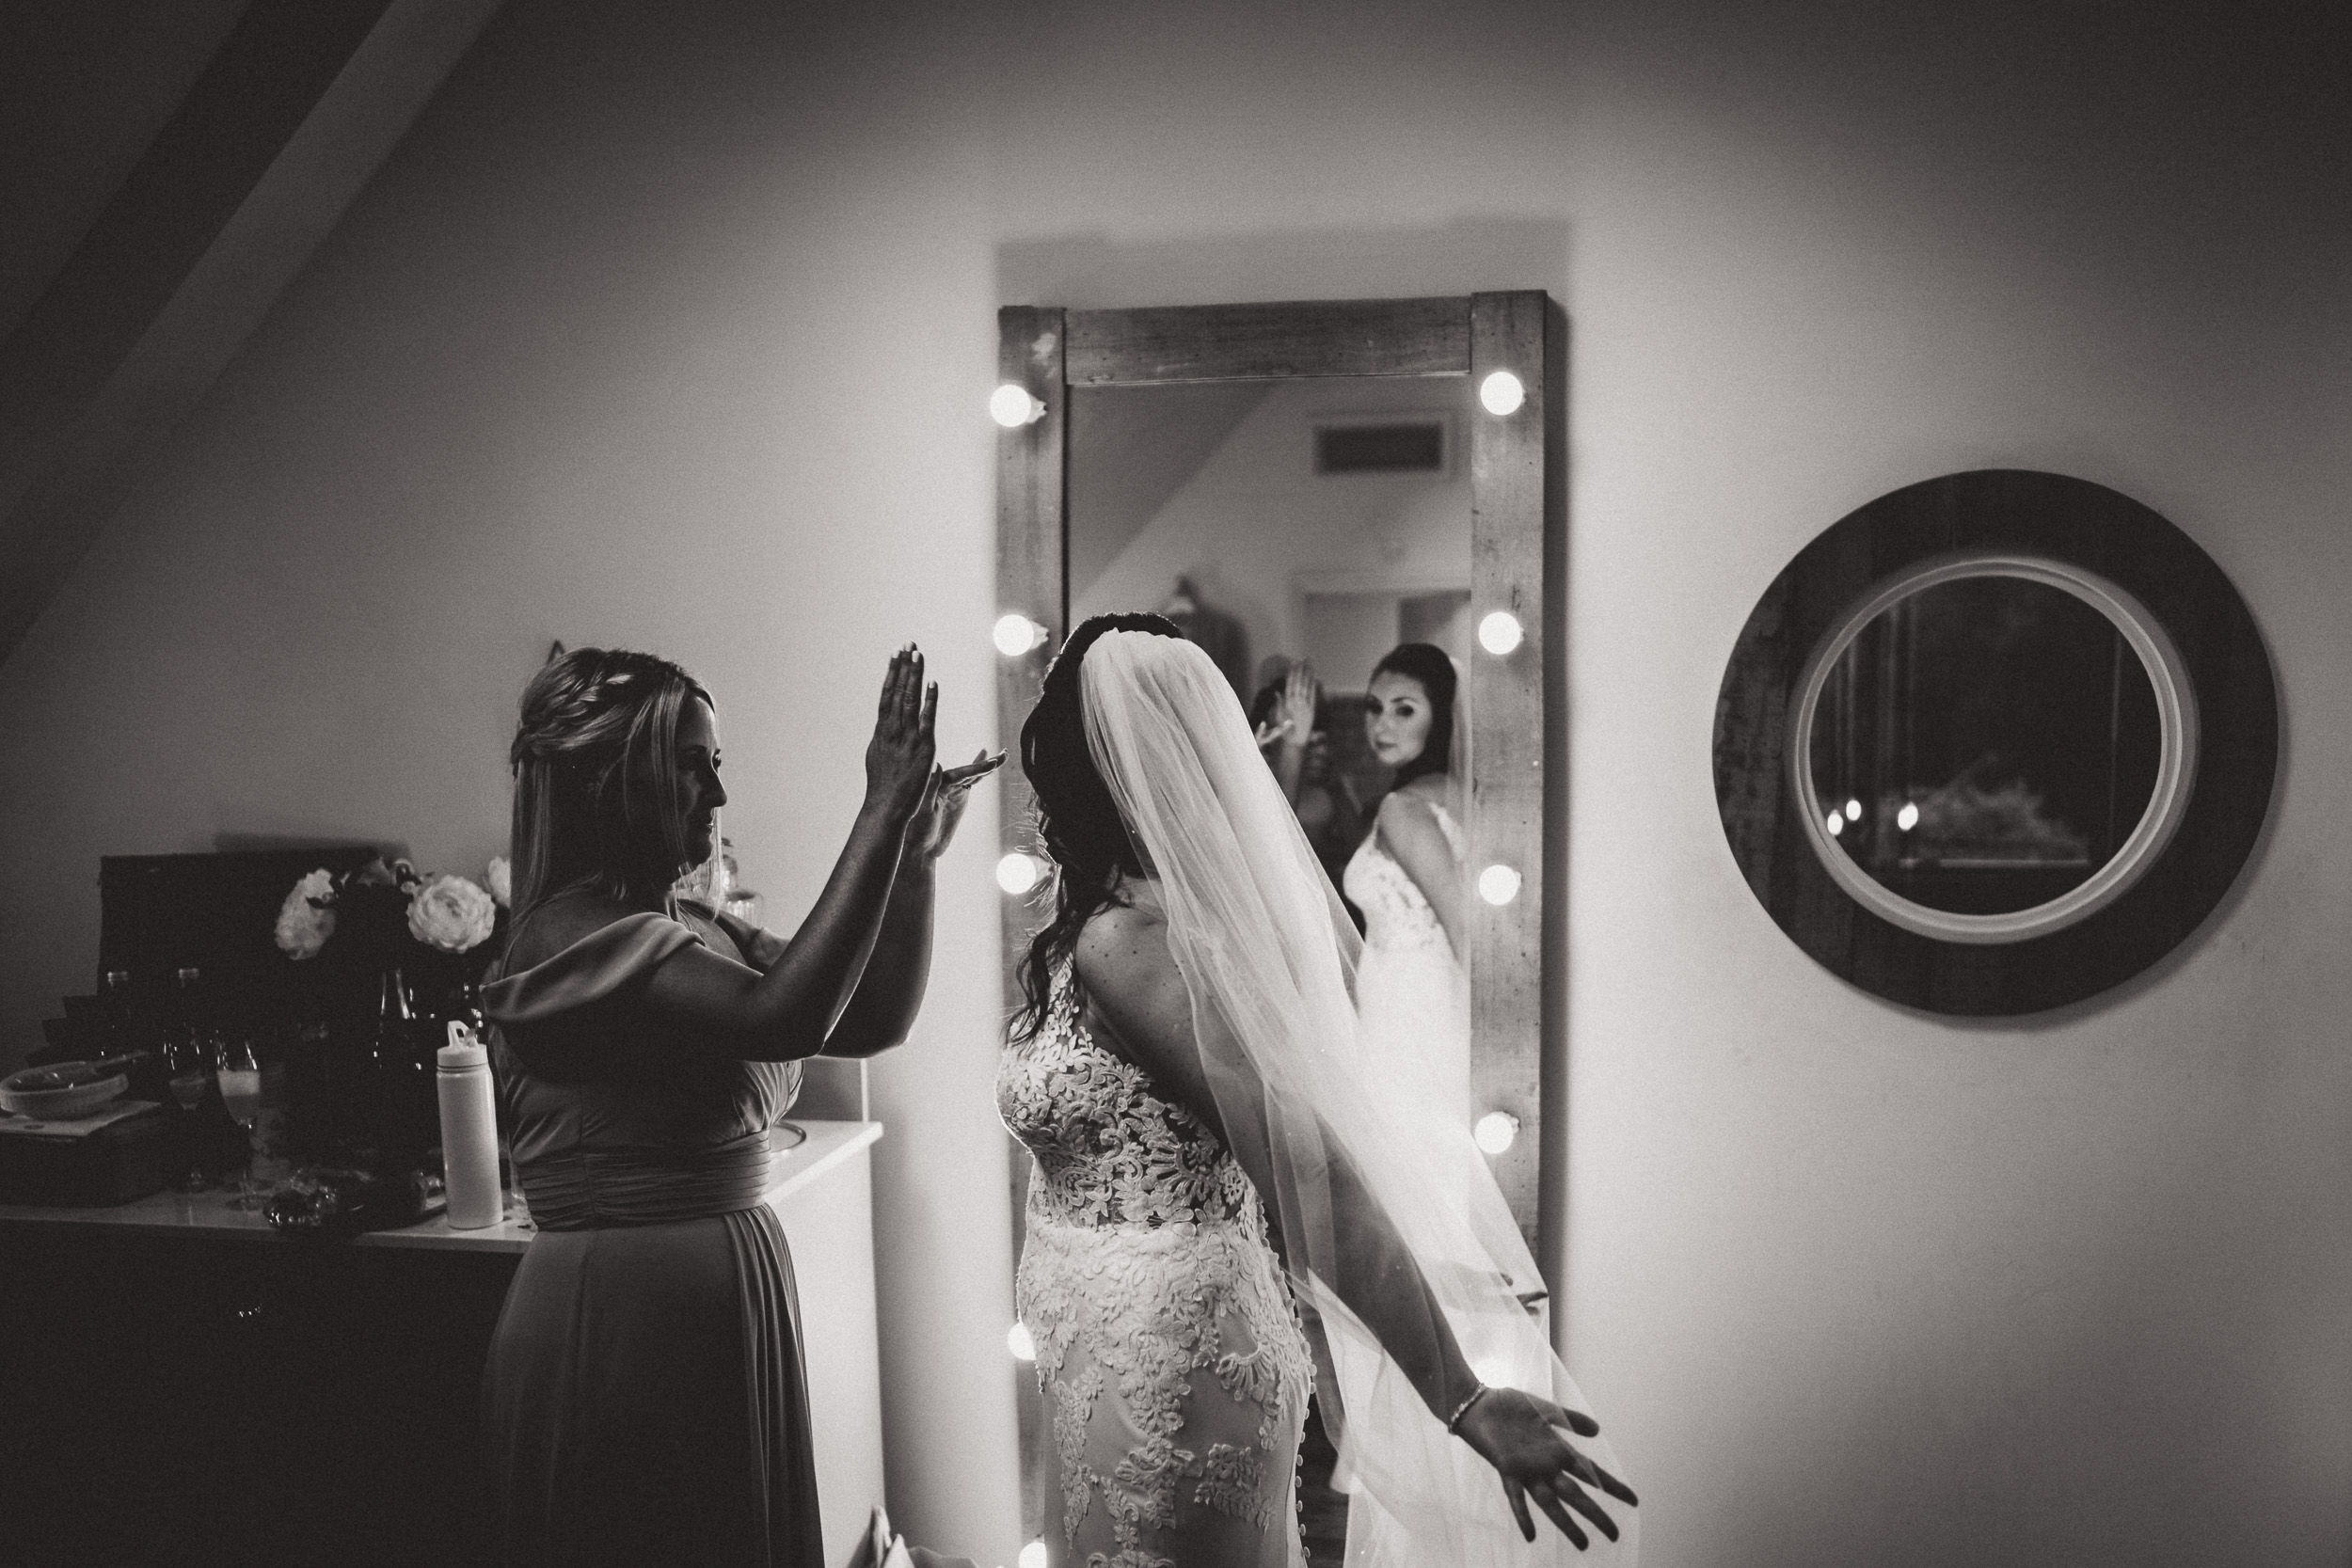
[0,1069,129,1121]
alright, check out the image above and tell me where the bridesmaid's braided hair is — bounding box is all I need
[1009,612,1184,1042]
[508,645,714,927]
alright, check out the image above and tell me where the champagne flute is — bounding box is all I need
[216,1039,265,1210]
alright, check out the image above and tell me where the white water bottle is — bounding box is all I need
[437,1022,502,1229]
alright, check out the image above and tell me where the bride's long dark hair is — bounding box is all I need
[1010,611,1184,1041]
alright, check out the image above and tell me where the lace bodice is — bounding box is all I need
[998,960,1314,1567]
[997,959,1256,1231]
[1343,796,1465,962]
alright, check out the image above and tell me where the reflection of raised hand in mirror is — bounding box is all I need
[1253,661,1321,804]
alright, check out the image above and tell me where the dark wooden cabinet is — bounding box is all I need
[0,1227,517,1567]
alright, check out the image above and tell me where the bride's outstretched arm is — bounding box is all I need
[1075,906,1634,1547]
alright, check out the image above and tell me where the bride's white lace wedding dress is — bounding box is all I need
[998,960,1318,1568]
[1343,799,1470,1136]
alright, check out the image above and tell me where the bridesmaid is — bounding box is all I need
[481,643,996,1568]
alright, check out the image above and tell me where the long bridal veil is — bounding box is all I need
[1081,631,1633,1567]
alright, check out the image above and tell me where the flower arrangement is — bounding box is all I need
[274,853,511,979]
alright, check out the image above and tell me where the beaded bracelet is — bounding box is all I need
[1443,1383,1493,1434]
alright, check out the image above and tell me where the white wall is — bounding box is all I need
[3,2,2348,1563]
[1075,376,1473,688]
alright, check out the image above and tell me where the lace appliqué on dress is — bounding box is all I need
[999,964,1315,1567]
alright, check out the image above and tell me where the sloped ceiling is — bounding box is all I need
[0,0,503,669]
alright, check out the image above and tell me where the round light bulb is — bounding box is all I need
[1897,800,1921,832]
[993,612,1042,657]
[1825,810,1845,835]
[1477,864,1522,906]
[1474,1111,1520,1154]
[1479,370,1526,417]
[990,383,1045,428]
[1008,1322,1036,1362]
[1477,610,1524,657]
[1845,798,1863,822]
[1019,1544,1050,1568]
[996,852,1041,895]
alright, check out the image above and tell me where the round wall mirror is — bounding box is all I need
[1715,471,2275,1016]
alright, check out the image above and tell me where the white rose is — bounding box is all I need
[406,873,497,954]
[274,869,337,960]
[485,855,512,909]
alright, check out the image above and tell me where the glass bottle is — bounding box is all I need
[101,968,164,1101]
[163,968,214,1188]
[368,968,437,1161]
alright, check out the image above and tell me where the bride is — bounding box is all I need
[998,614,1635,1568]
[1345,642,1471,1133]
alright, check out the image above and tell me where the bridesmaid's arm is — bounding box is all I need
[820,744,1003,1059]
[818,853,934,1058]
[638,648,937,1060]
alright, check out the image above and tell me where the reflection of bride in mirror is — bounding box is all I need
[1344,643,1471,1132]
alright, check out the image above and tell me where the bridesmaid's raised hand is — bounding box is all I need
[865,644,937,824]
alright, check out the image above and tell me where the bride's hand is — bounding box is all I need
[1454,1386,1638,1549]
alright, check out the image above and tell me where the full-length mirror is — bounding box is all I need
[993,295,1566,1553]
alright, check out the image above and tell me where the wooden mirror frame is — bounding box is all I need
[1713,468,2278,1016]
[994,293,1562,1249]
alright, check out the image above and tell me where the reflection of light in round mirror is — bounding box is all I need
[1478,610,1524,656]
[990,383,1044,427]
[993,612,1041,657]
[996,852,1041,895]
[1473,1111,1519,1154]
[1008,1322,1035,1361]
[1020,1544,1050,1568]
[1479,371,1525,416]
[1477,864,1522,906]
[1806,572,2162,918]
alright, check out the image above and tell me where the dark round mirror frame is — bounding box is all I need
[1713,468,2277,1016]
